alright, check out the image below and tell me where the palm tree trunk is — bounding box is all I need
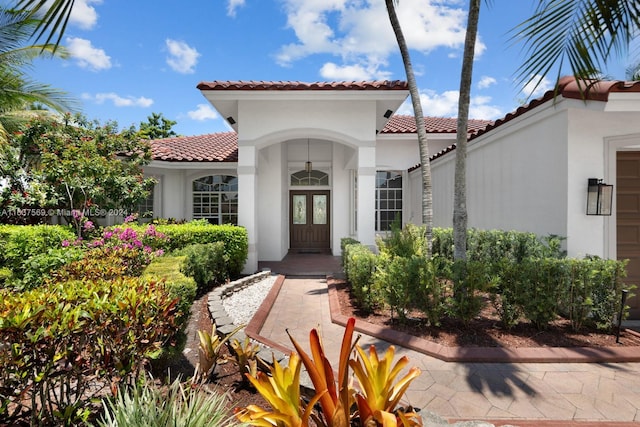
[453,0,481,264]
[385,0,433,257]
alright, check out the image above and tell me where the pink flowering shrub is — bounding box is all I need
[89,226,166,276]
[53,224,168,280]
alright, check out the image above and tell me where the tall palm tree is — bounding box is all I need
[513,0,640,94]
[0,7,72,140]
[453,0,481,266]
[385,0,433,256]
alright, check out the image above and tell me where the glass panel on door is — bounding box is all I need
[313,194,327,225]
[293,195,307,224]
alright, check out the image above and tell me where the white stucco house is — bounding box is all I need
[143,78,640,318]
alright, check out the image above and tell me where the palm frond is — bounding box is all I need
[0,7,40,53]
[0,43,67,68]
[0,68,76,113]
[13,0,74,50]
[512,0,640,95]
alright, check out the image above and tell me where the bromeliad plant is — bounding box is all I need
[194,323,243,383]
[230,336,264,387]
[235,317,423,426]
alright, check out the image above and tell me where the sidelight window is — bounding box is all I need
[375,171,402,231]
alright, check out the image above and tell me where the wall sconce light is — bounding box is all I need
[305,139,312,173]
[586,178,613,216]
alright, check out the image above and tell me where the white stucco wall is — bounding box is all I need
[565,105,640,258]
[143,167,186,220]
[426,97,640,260]
[239,100,378,146]
[430,102,569,247]
[375,136,421,170]
[332,143,354,251]
[257,143,287,261]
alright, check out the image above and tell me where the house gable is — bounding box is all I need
[197,80,410,136]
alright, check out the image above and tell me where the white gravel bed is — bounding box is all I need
[222,275,277,325]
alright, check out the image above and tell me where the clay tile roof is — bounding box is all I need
[150,132,237,162]
[382,115,493,134]
[556,75,640,100]
[197,80,408,91]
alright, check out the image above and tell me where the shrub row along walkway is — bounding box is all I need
[248,254,640,426]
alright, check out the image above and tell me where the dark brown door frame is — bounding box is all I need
[289,190,331,253]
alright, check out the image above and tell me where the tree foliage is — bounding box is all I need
[0,113,154,224]
[135,112,177,140]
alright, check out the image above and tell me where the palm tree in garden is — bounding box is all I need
[0,7,72,141]
[513,1,640,94]
[453,0,481,267]
[385,0,433,256]
[385,0,482,263]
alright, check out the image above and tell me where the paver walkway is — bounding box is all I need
[254,273,640,426]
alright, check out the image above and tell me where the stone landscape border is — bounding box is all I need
[207,270,289,363]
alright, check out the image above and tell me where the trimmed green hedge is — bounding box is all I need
[140,221,248,277]
[178,242,228,293]
[142,254,197,319]
[432,227,563,265]
[343,227,632,331]
[343,242,378,312]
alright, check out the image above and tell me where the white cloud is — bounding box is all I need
[83,92,153,108]
[469,95,503,119]
[417,89,460,117]
[477,75,497,89]
[66,37,111,71]
[165,39,200,74]
[187,104,218,121]
[68,0,102,30]
[276,0,485,69]
[397,88,503,119]
[522,74,553,99]
[319,62,392,81]
[227,0,246,17]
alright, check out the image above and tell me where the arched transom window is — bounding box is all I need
[290,169,329,186]
[192,175,238,225]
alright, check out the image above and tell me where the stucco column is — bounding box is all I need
[357,145,376,249]
[238,144,258,273]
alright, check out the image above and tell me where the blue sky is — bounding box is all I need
[25,0,633,137]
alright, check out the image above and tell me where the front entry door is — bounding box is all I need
[290,190,330,252]
[617,151,640,319]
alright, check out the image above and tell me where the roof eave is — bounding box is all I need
[147,160,239,169]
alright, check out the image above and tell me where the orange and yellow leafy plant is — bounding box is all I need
[236,352,324,427]
[235,317,422,426]
[350,345,422,426]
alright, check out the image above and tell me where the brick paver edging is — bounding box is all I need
[326,279,640,363]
